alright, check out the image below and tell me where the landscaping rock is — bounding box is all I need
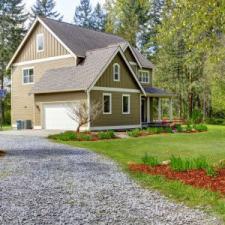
[161,160,171,165]
[0,135,222,225]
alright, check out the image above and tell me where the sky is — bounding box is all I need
[23,0,106,24]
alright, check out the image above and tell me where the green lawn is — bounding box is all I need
[0,125,11,131]
[59,125,225,221]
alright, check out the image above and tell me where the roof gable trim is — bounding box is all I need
[123,43,142,68]
[88,47,146,95]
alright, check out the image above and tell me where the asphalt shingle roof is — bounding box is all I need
[41,17,125,57]
[144,87,174,96]
[32,46,119,94]
[40,17,154,69]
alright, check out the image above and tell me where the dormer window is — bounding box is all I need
[113,63,120,81]
[138,70,150,84]
[36,33,44,52]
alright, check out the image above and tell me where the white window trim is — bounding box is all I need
[103,93,112,114]
[22,67,34,85]
[129,61,137,65]
[139,70,150,84]
[36,33,44,52]
[122,94,130,114]
[113,63,120,82]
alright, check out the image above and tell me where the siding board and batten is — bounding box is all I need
[14,22,69,63]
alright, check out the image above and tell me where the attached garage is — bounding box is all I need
[43,103,78,130]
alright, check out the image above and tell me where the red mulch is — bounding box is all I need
[129,163,225,195]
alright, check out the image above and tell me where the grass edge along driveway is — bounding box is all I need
[57,125,225,222]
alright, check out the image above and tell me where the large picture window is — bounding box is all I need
[103,93,112,114]
[122,94,130,114]
[138,70,150,84]
[113,63,120,81]
[23,68,34,84]
[36,33,44,52]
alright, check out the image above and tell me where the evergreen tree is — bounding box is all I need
[91,3,106,31]
[30,0,62,20]
[104,0,150,47]
[74,0,92,28]
[0,0,27,124]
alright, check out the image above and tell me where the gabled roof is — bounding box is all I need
[7,17,154,70]
[40,17,126,57]
[132,48,154,69]
[32,46,146,94]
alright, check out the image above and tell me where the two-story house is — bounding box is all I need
[7,17,174,131]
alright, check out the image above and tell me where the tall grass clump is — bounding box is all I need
[142,153,159,166]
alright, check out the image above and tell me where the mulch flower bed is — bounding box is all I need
[129,163,225,195]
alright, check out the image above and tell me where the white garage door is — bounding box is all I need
[43,103,78,130]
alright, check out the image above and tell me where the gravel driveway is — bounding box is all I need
[0,135,222,225]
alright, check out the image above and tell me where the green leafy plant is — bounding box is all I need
[193,124,208,132]
[127,129,141,137]
[142,153,159,166]
[78,133,92,141]
[175,124,183,132]
[170,155,194,171]
[48,131,77,141]
[164,127,173,133]
[98,130,115,139]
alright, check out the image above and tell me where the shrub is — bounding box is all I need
[193,124,208,132]
[175,124,183,132]
[98,130,115,139]
[78,133,92,141]
[48,131,77,141]
[164,127,173,133]
[147,127,158,134]
[184,124,193,132]
[127,129,141,137]
[142,153,159,166]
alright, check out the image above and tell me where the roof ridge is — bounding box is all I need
[39,17,125,40]
[86,44,124,54]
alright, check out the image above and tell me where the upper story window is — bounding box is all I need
[103,93,112,114]
[138,70,150,84]
[122,94,130,114]
[36,33,44,52]
[23,68,34,84]
[113,63,120,81]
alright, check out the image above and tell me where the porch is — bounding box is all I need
[141,87,175,127]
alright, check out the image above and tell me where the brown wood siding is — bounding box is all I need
[124,48,136,62]
[90,90,140,127]
[95,53,139,89]
[11,57,75,126]
[34,91,87,126]
[14,22,69,63]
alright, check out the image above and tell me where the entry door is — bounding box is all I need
[43,103,78,130]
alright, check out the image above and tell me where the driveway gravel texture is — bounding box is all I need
[0,134,222,225]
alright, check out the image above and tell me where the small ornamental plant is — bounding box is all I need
[142,153,159,166]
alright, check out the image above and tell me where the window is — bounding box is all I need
[103,93,112,114]
[122,94,130,114]
[138,70,150,84]
[113,63,120,81]
[23,68,34,84]
[36,33,44,52]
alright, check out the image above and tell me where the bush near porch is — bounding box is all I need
[48,130,116,141]
[59,125,225,221]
